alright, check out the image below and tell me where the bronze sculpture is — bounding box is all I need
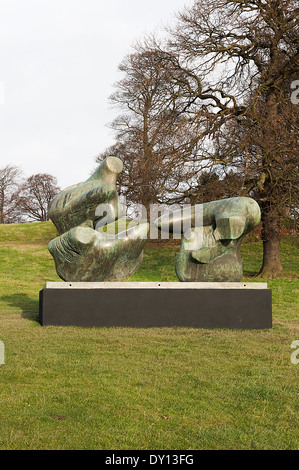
[47,157,260,284]
[155,197,261,282]
[48,157,149,282]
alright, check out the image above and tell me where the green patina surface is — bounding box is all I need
[155,197,261,282]
[47,157,149,282]
[49,160,261,285]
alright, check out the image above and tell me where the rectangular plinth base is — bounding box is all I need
[39,282,272,329]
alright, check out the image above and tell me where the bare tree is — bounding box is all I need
[16,173,60,222]
[97,42,208,216]
[183,169,244,205]
[166,0,299,277]
[0,165,23,223]
[97,0,298,277]
[212,86,299,275]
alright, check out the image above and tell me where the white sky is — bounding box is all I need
[0,0,191,189]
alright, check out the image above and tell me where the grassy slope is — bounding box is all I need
[0,222,298,450]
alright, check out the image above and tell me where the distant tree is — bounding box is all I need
[16,173,60,222]
[96,42,206,217]
[0,165,23,223]
[183,169,245,205]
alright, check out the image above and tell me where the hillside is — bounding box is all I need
[0,221,58,243]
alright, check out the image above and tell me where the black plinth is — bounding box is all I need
[39,282,272,329]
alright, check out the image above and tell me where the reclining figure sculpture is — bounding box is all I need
[155,197,261,282]
[48,157,149,282]
[48,155,260,285]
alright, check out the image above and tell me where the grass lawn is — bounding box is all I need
[0,222,298,450]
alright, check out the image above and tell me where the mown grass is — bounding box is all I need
[0,222,298,450]
[0,221,58,243]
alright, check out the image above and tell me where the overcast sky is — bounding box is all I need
[0,0,191,189]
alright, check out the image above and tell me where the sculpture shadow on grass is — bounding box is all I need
[1,293,39,323]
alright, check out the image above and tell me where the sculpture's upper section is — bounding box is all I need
[49,157,123,235]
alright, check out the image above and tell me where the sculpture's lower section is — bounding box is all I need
[175,226,244,282]
[39,282,272,329]
[48,222,149,282]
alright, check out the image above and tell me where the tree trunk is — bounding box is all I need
[258,203,285,278]
[0,191,4,224]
